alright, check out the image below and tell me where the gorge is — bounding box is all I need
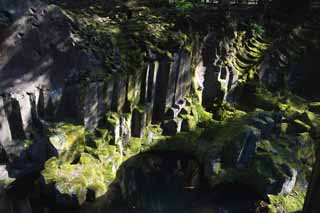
[0,0,320,212]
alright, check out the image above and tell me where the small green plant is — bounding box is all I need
[175,0,193,11]
[174,0,203,12]
[252,23,265,36]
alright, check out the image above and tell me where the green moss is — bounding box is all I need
[42,152,113,204]
[255,86,278,109]
[48,123,85,162]
[41,157,59,184]
[21,139,33,148]
[150,128,203,154]
[213,103,247,121]
[0,171,15,188]
[289,119,312,133]
[306,111,320,125]
[212,162,222,175]
[42,121,124,203]
[194,103,213,125]
[129,137,142,154]
[280,123,289,134]
[180,114,197,131]
[257,140,273,152]
[64,0,196,77]
[106,112,119,127]
[268,191,305,213]
[87,181,107,198]
[309,102,320,113]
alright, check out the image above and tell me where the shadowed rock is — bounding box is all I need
[131,108,146,138]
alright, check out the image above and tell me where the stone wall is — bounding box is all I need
[0,2,200,158]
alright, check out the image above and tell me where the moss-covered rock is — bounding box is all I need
[268,191,305,213]
[180,115,197,131]
[0,166,15,190]
[308,102,320,114]
[42,153,110,204]
[289,119,312,133]
[31,2,319,208]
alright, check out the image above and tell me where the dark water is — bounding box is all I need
[1,152,262,213]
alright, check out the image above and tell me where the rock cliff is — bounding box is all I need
[0,0,319,212]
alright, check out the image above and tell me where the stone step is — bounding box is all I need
[245,42,262,55]
[236,52,258,64]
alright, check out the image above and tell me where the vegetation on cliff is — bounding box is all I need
[1,0,319,212]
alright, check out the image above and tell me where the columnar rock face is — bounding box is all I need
[202,65,222,111]
[0,0,216,156]
[0,2,78,150]
[147,51,193,126]
[200,30,239,111]
[0,0,319,211]
[57,85,86,123]
[174,51,192,105]
[111,77,127,113]
[131,109,146,137]
[0,1,203,205]
[0,97,13,148]
[152,57,176,123]
[84,82,107,130]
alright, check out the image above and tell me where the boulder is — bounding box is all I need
[249,116,275,137]
[280,165,298,195]
[161,118,182,136]
[297,111,320,129]
[280,122,289,134]
[236,126,261,168]
[180,106,191,115]
[288,119,311,133]
[0,179,33,213]
[6,136,57,179]
[181,116,197,132]
[309,102,320,114]
[0,165,14,187]
[165,107,180,120]
[204,158,222,178]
